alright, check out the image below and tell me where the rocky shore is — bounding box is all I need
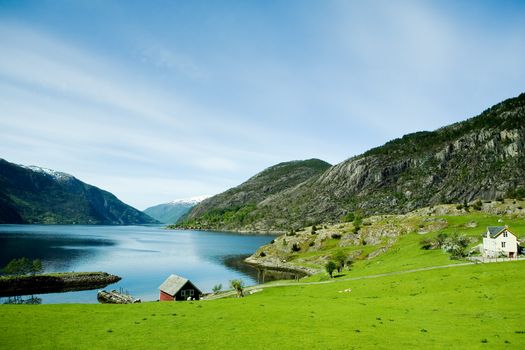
[0,272,121,297]
[244,256,318,277]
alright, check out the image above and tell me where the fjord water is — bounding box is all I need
[0,225,275,304]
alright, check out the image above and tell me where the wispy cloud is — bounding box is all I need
[1,1,524,209]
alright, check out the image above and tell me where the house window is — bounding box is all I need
[189,290,194,296]
[501,242,506,248]
[181,290,186,297]
[503,232,508,238]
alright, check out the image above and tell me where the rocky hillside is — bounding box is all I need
[178,93,525,233]
[0,159,158,225]
[177,159,331,231]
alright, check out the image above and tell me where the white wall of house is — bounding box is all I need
[482,229,518,258]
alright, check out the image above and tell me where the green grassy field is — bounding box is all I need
[2,210,524,349]
[1,261,524,349]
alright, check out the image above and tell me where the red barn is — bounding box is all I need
[159,274,202,301]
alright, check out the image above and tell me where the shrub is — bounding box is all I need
[308,241,315,247]
[419,237,433,250]
[472,199,482,211]
[325,261,337,277]
[341,212,355,223]
[291,243,301,252]
[259,251,266,257]
[212,284,222,294]
[332,250,347,272]
[331,233,342,239]
[229,279,245,298]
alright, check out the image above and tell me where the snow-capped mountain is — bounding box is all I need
[0,158,158,224]
[168,195,211,206]
[19,164,73,181]
[144,195,210,224]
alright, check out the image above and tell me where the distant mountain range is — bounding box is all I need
[178,93,525,233]
[0,159,158,225]
[143,195,210,224]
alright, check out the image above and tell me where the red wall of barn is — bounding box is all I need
[160,290,174,301]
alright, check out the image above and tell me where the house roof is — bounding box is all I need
[159,274,190,296]
[486,226,515,238]
[159,274,202,296]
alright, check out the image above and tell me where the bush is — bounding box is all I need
[325,261,337,278]
[331,233,342,239]
[259,251,266,257]
[472,199,482,211]
[332,250,347,272]
[291,243,301,252]
[308,241,315,247]
[229,279,245,298]
[341,212,355,223]
[419,237,433,250]
[212,284,222,294]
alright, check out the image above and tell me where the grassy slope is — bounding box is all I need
[1,262,524,349]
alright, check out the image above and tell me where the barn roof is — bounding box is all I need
[159,274,189,296]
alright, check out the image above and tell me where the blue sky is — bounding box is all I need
[1,0,524,210]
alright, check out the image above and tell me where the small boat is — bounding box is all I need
[97,290,141,304]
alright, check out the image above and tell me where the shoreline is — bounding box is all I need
[165,225,284,236]
[244,256,318,277]
[0,272,121,297]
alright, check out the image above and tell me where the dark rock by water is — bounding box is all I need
[0,272,121,297]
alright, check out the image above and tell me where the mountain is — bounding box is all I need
[0,159,159,225]
[179,93,525,233]
[144,195,210,224]
[176,158,331,231]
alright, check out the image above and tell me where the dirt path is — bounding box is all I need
[204,259,524,300]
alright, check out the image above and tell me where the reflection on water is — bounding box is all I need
[3,295,42,305]
[0,225,276,304]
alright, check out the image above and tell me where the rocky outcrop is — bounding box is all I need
[0,272,121,296]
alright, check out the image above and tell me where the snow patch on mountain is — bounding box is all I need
[168,195,211,206]
[20,165,73,181]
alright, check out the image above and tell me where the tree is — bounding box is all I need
[212,283,222,294]
[332,250,347,273]
[31,259,43,276]
[3,258,44,276]
[3,258,32,276]
[444,233,471,259]
[325,261,337,278]
[352,212,363,234]
[230,279,245,298]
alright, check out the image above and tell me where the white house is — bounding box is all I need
[482,226,519,258]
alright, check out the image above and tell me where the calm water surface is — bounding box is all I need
[0,225,275,304]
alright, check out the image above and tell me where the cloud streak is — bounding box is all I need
[0,1,524,209]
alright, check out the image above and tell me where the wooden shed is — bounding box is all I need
[159,274,202,301]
